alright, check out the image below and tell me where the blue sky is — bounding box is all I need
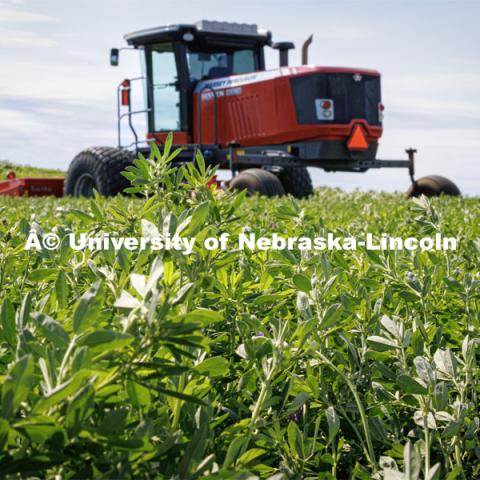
[0,0,479,195]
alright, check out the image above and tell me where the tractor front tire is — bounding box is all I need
[277,166,313,198]
[65,147,134,197]
[406,175,460,198]
[229,168,285,197]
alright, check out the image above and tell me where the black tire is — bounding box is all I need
[65,147,134,197]
[229,168,285,197]
[277,166,313,198]
[406,175,460,198]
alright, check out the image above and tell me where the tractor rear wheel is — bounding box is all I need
[406,175,460,198]
[65,147,134,197]
[229,168,285,197]
[277,166,313,198]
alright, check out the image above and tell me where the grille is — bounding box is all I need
[290,73,381,125]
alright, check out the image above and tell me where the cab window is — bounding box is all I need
[150,43,181,131]
[186,47,258,82]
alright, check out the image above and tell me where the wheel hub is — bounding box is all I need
[73,173,96,197]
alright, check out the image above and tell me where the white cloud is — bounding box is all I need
[385,73,480,101]
[0,61,116,104]
[0,28,57,47]
[382,72,480,128]
[0,4,58,23]
[0,0,24,5]
[0,108,40,130]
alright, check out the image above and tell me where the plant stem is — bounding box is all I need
[57,335,77,386]
[424,419,430,479]
[317,352,378,472]
[171,373,185,431]
[422,399,430,479]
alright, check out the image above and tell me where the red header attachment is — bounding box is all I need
[347,124,369,151]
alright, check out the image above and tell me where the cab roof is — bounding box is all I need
[124,20,272,47]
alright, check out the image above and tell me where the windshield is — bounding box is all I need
[186,47,258,82]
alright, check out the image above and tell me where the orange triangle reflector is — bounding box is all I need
[347,124,369,151]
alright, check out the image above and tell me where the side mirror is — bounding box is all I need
[110,48,119,66]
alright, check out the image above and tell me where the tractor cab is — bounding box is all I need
[117,20,271,147]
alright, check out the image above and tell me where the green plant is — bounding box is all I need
[0,136,479,478]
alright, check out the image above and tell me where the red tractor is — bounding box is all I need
[64,20,460,198]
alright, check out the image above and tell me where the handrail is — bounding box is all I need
[117,76,148,149]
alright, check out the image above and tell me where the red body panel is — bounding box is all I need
[147,132,191,144]
[0,178,64,197]
[192,66,382,147]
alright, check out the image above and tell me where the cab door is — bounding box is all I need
[146,42,190,144]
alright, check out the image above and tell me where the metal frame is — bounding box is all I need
[134,141,416,181]
[209,143,415,176]
[116,77,151,149]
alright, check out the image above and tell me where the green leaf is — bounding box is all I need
[184,308,223,325]
[397,374,428,395]
[55,270,69,309]
[403,440,420,480]
[427,463,441,480]
[182,201,210,236]
[179,407,209,477]
[163,131,173,159]
[293,273,311,292]
[433,348,457,379]
[0,299,16,348]
[79,330,133,350]
[173,282,195,305]
[445,466,464,480]
[287,392,310,414]
[65,383,94,436]
[29,268,57,282]
[72,281,103,333]
[152,386,206,406]
[114,290,141,310]
[383,469,407,480]
[255,293,288,305]
[237,448,266,466]
[320,303,342,329]
[326,406,340,444]
[413,356,434,385]
[97,408,128,437]
[14,416,64,444]
[287,421,305,459]
[367,335,399,352]
[1,354,34,418]
[89,197,104,221]
[223,436,248,468]
[230,188,246,212]
[17,291,32,330]
[33,313,69,348]
[34,371,92,414]
[0,418,10,450]
[70,209,95,222]
[380,315,401,341]
[126,380,151,408]
[194,356,229,377]
[0,453,66,476]
[195,148,206,175]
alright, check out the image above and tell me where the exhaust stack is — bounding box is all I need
[302,34,313,64]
